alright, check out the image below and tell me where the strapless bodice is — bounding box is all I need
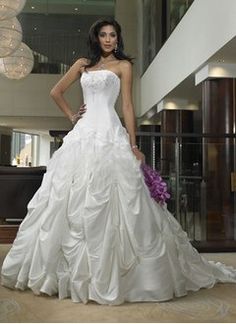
[81,69,120,104]
[73,69,122,133]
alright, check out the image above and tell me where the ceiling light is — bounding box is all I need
[0,0,26,20]
[0,42,34,79]
[0,17,22,57]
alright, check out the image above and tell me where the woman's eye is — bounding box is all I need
[99,33,117,38]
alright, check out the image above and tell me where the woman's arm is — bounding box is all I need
[120,60,144,162]
[50,58,87,123]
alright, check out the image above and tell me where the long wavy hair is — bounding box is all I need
[84,18,133,70]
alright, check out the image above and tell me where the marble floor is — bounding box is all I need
[0,244,236,323]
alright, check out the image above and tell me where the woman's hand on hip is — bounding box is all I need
[70,104,87,125]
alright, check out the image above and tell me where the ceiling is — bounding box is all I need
[164,37,236,105]
[209,36,236,64]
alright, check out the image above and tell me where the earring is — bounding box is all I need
[114,43,118,53]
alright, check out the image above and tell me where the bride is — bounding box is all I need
[1,18,236,305]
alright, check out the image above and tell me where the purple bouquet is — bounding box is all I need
[140,163,170,205]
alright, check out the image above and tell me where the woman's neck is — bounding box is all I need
[100,53,115,62]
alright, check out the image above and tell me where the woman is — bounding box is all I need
[1,18,236,305]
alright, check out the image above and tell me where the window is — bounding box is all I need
[11,132,39,167]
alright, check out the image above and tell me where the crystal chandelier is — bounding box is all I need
[0,42,34,79]
[0,0,26,21]
[0,17,22,57]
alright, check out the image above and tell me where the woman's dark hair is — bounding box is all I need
[84,18,133,69]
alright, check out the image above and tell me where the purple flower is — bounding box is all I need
[140,163,170,205]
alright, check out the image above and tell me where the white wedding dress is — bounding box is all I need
[1,69,236,305]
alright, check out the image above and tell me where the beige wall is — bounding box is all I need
[0,74,82,117]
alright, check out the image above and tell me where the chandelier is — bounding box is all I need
[0,17,22,57]
[0,0,26,20]
[0,42,34,79]
[0,0,33,79]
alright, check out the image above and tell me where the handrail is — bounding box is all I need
[136,132,236,138]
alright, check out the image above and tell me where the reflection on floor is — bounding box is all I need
[0,244,236,323]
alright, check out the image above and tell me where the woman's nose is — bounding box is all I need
[105,36,110,43]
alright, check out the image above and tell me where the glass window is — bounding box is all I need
[19,0,115,74]
[11,132,39,167]
[142,0,194,73]
[168,0,194,34]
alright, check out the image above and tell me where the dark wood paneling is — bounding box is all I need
[202,78,236,241]
[0,226,19,244]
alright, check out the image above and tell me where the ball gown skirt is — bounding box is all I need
[1,70,236,305]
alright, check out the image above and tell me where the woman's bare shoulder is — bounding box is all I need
[118,60,132,78]
[119,60,132,72]
[119,60,132,68]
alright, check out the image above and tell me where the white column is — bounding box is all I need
[38,133,52,166]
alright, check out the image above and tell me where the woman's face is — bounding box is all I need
[98,25,118,54]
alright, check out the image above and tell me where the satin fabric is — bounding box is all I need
[1,70,236,305]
